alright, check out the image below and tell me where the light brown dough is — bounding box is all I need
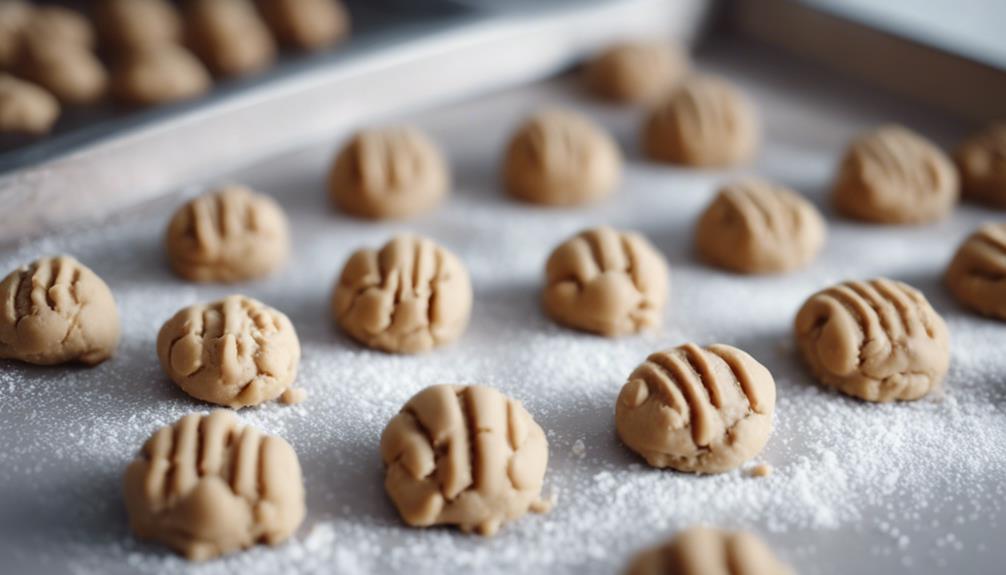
[165,185,289,283]
[625,526,793,575]
[331,235,472,354]
[156,295,301,408]
[0,73,59,135]
[585,40,689,104]
[328,126,449,219]
[543,226,669,337]
[945,223,1006,320]
[794,278,950,402]
[696,179,825,274]
[0,255,120,366]
[643,74,758,167]
[832,125,959,224]
[503,108,622,206]
[95,0,183,52]
[16,39,107,105]
[123,411,305,561]
[380,384,549,536]
[112,44,211,106]
[21,6,95,50]
[185,0,276,77]
[616,343,775,474]
[955,124,1006,208]
[256,0,350,51]
[0,1,32,70]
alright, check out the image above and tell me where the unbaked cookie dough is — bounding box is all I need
[696,179,826,274]
[380,384,550,536]
[0,1,32,70]
[0,73,59,134]
[22,5,95,50]
[112,44,211,105]
[584,40,688,104]
[832,125,959,224]
[331,235,472,354]
[123,410,305,561]
[794,278,950,402]
[543,226,669,336]
[945,223,1006,320]
[616,343,776,474]
[0,255,120,366]
[643,74,758,167]
[16,39,107,105]
[165,185,289,283]
[328,126,449,219]
[95,0,183,52]
[955,124,1006,208]
[625,526,793,575]
[503,108,621,206]
[256,0,350,51]
[185,0,276,77]
[156,295,301,408]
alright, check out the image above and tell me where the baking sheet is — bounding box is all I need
[1,40,1004,575]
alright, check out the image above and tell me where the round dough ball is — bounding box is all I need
[0,73,59,135]
[625,526,793,575]
[380,384,549,536]
[945,223,1006,320]
[185,0,276,77]
[503,108,621,206]
[165,185,289,283]
[696,178,825,274]
[0,1,33,70]
[95,0,183,52]
[331,234,472,354]
[112,44,211,106]
[794,278,950,402]
[328,126,449,219]
[22,6,95,50]
[642,74,758,167]
[616,343,776,473]
[123,410,305,561]
[156,295,301,408]
[0,255,120,366]
[256,0,350,51]
[17,39,107,105]
[543,226,669,337]
[955,124,1006,208]
[832,125,959,224]
[584,40,689,104]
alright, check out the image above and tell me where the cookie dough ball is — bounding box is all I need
[795,278,950,402]
[17,40,107,105]
[112,44,211,106]
[616,343,775,473]
[832,125,959,224]
[543,226,669,337]
[0,1,32,69]
[380,384,549,536]
[696,179,825,274]
[165,186,289,283]
[945,223,1006,320]
[156,295,301,408]
[95,0,183,52]
[585,40,688,104]
[22,6,95,50]
[955,124,1006,208]
[256,0,350,51]
[185,0,276,77]
[123,411,305,561]
[643,74,758,167]
[626,526,793,575]
[328,126,449,219]
[0,73,59,135]
[0,256,120,366]
[331,235,472,354]
[503,108,621,206]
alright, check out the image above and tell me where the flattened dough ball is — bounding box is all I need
[156,295,301,408]
[95,0,182,52]
[585,40,688,104]
[832,125,959,224]
[543,226,669,337]
[955,124,1006,208]
[380,384,550,536]
[328,126,449,219]
[794,278,950,402]
[165,185,289,283]
[0,256,120,365]
[112,44,211,106]
[123,411,305,561]
[945,223,1006,320]
[696,179,825,274]
[185,0,276,77]
[503,108,621,206]
[625,526,793,575]
[17,39,107,105]
[643,74,758,167]
[331,235,472,354]
[616,343,776,474]
[256,0,350,51]
[0,73,59,135]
